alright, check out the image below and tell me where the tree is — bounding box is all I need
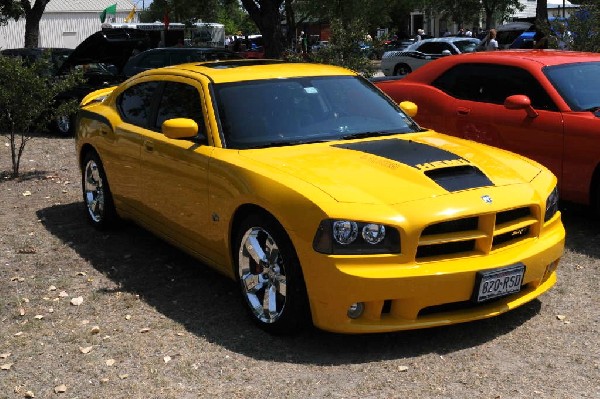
[0,0,23,25]
[566,1,600,52]
[19,0,50,48]
[240,0,285,58]
[481,0,523,29]
[0,54,82,177]
[140,0,222,24]
[420,0,482,31]
[310,18,375,77]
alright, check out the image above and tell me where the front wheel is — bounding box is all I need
[394,63,412,76]
[81,151,118,229]
[234,213,310,334]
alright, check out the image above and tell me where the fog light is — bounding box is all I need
[543,259,560,281]
[347,302,365,319]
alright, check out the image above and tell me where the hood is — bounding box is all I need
[240,134,542,205]
[59,28,149,75]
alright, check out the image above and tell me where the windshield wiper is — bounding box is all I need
[340,131,397,140]
[244,138,334,149]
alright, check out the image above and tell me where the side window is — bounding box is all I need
[154,82,206,142]
[416,42,445,54]
[432,64,557,111]
[117,81,160,127]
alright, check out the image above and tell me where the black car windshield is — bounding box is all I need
[214,75,419,149]
[544,62,600,111]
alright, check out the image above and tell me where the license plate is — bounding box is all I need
[473,263,525,302]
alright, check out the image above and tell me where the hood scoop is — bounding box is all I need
[424,165,493,192]
[334,138,494,192]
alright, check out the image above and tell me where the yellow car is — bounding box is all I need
[76,60,565,334]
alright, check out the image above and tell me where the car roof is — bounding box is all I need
[449,50,600,67]
[496,22,534,31]
[140,47,235,53]
[137,60,356,84]
[406,37,479,50]
[1,47,73,57]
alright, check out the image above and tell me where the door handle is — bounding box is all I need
[143,140,154,152]
[457,107,470,115]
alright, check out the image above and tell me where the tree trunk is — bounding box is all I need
[284,0,296,48]
[484,8,494,30]
[241,0,285,58]
[21,0,50,48]
[536,0,548,23]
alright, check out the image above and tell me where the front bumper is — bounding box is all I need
[299,214,565,334]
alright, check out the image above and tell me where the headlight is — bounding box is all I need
[313,219,401,254]
[544,186,559,222]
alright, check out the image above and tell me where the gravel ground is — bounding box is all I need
[1,134,599,399]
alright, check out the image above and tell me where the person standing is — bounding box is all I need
[415,29,424,41]
[486,29,499,51]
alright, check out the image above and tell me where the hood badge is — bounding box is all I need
[481,195,493,204]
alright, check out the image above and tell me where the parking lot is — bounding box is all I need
[1,134,598,398]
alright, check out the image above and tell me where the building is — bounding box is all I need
[0,0,137,50]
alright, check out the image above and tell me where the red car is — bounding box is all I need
[374,50,600,213]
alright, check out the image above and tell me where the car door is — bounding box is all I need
[109,80,161,215]
[138,77,217,261]
[432,63,565,181]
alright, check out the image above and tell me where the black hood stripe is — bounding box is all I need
[333,139,462,167]
[334,139,494,192]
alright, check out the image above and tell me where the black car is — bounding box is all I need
[122,47,242,78]
[2,29,149,135]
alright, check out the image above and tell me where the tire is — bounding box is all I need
[233,213,310,334]
[81,151,118,229]
[394,63,412,76]
[54,114,74,136]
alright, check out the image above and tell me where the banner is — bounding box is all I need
[100,4,117,23]
[124,6,136,23]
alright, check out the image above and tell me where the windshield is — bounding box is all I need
[453,39,480,53]
[544,62,600,111]
[214,76,419,149]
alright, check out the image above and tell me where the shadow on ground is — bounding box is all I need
[559,201,600,258]
[37,201,555,365]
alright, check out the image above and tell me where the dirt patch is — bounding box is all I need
[1,135,599,398]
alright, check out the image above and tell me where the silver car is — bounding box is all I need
[380,37,480,76]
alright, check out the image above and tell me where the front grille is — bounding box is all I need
[417,206,536,260]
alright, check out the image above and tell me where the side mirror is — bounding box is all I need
[162,118,198,139]
[504,95,538,118]
[441,49,452,56]
[399,101,418,118]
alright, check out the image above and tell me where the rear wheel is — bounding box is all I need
[394,63,412,76]
[234,213,310,334]
[81,151,118,229]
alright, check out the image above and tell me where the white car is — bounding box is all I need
[380,37,480,76]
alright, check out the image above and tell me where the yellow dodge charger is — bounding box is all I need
[76,60,565,334]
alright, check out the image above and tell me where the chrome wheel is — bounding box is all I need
[84,159,105,223]
[238,226,287,324]
[56,115,71,135]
